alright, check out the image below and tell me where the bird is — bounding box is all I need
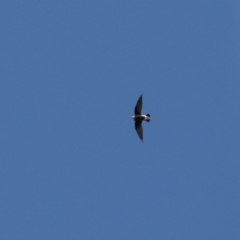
[131,94,150,141]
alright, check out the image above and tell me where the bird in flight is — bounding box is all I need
[131,94,150,141]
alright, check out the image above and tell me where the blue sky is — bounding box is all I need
[1,1,240,239]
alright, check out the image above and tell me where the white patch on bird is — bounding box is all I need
[142,115,150,120]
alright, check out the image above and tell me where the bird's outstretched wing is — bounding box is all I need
[135,121,143,141]
[134,94,143,115]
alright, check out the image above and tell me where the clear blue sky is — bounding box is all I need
[1,1,240,239]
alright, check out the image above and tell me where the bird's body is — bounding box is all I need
[131,114,150,122]
[131,95,150,141]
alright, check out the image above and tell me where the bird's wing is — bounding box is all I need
[135,121,143,141]
[134,94,143,115]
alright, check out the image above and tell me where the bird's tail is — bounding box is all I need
[146,114,150,122]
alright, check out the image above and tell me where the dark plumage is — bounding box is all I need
[131,95,150,141]
[135,121,143,141]
[134,95,143,115]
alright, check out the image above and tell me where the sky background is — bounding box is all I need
[1,1,240,239]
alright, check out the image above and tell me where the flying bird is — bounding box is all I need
[131,94,150,141]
